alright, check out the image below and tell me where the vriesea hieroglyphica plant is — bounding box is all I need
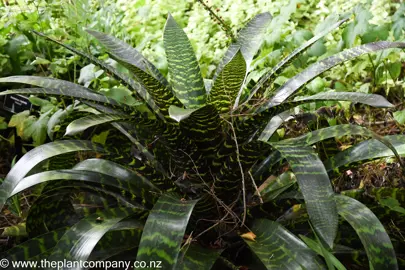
[1,11,405,269]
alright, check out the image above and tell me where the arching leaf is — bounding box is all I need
[33,31,165,120]
[245,219,326,269]
[257,41,405,112]
[335,195,398,270]
[86,29,168,86]
[269,140,337,248]
[136,193,199,269]
[47,208,139,264]
[0,140,105,212]
[65,114,132,136]
[247,18,348,102]
[325,135,405,172]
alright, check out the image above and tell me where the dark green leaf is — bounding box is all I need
[335,195,398,270]
[245,219,326,269]
[257,41,405,112]
[65,113,131,136]
[0,140,104,212]
[136,193,198,269]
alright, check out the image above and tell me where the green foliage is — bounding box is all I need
[1,2,405,269]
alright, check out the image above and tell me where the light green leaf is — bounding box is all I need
[394,110,405,125]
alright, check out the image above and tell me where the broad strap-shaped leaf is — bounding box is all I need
[0,140,105,212]
[0,77,130,110]
[247,18,348,103]
[213,12,272,81]
[1,227,68,263]
[65,113,132,136]
[245,219,326,269]
[325,135,405,172]
[86,29,169,86]
[293,91,394,108]
[175,244,222,270]
[86,30,182,119]
[33,31,165,120]
[163,14,206,108]
[217,13,272,108]
[335,195,398,270]
[136,193,199,269]
[73,158,161,196]
[258,91,394,141]
[47,207,139,265]
[10,170,149,208]
[269,140,337,248]
[257,41,405,112]
[209,50,246,113]
[292,124,403,168]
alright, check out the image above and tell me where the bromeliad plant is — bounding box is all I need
[1,11,405,269]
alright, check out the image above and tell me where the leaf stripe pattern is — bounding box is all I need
[245,219,326,269]
[164,14,206,108]
[136,193,198,269]
[65,114,132,136]
[86,29,169,86]
[269,141,337,248]
[257,41,405,112]
[246,17,348,103]
[209,50,246,113]
[335,195,398,270]
[87,30,182,119]
[33,31,165,120]
[0,140,105,212]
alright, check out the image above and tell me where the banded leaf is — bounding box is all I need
[33,31,165,120]
[247,18,348,103]
[136,193,198,269]
[65,114,132,136]
[257,41,405,112]
[335,195,398,270]
[0,140,105,212]
[47,208,139,264]
[10,170,150,206]
[164,14,206,108]
[176,244,222,270]
[213,12,272,81]
[245,219,326,269]
[86,29,168,86]
[73,158,161,197]
[325,135,405,172]
[1,227,68,263]
[86,30,182,118]
[269,140,337,248]
[209,50,246,113]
